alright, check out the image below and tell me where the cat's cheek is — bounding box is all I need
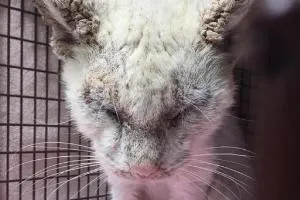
[76,115,116,140]
[91,126,116,148]
[92,126,121,165]
[92,142,113,173]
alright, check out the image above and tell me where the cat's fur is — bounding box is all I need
[34,0,254,199]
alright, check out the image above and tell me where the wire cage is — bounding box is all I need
[0,0,253,200]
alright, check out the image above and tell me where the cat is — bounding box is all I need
[34,0,254,199]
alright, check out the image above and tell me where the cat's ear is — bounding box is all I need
[34,0,100,59]
[200,0,253,46]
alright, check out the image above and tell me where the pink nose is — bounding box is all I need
[131,165,160,177]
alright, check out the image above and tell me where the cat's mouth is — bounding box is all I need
[113,170,172,181]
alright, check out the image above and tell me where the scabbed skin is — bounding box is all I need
[35,0,254,199]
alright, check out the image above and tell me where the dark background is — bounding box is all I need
[227,1,300,199]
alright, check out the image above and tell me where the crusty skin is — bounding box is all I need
[35,0,254,199]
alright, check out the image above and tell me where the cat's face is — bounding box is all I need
[35,0,236,181]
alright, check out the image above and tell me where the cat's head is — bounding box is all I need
[35,0,242,181]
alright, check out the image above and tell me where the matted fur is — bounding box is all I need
[34,0,254,199]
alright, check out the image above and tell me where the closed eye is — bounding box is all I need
[168,112,184,127]
[105,109,118,119]
[171,113,182,121]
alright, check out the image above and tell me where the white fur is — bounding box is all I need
[35,0,253,199]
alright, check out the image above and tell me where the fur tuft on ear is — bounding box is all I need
[34,0,100,58]
[200,0,253,45]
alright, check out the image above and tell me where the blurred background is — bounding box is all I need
[0,0,108,199]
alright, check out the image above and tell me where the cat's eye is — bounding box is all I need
[105,109,118,119]
[169,112,183,127]
[171,113,182,121]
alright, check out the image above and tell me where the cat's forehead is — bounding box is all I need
[97,0,238,48]
[82,0,238,85]
[98,0,205,49]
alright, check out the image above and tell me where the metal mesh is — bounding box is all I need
[0,0,108,199]
[0,0,252,200]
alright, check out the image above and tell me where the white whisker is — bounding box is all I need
[189,153,254,159]
[186,164,248,187]
[23,163,100,196]
[185,159,255,181]
[70,173,105,199]
[213,178,242,200]
[18,158,99,189]
[28,145,94,154]
[213,158,252,169]
[179,168,231,200]
[8,155,95,173]
[21,141,93,151]
[92,176,108,196]
[46,168,100,200]
[183,171,241,200]
[180,174,211,200]
[34,119,72,126]
[185,164,254,197]
[205,146,255,155]
[33,165,102,196]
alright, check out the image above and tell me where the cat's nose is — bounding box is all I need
[131,165,160,177]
